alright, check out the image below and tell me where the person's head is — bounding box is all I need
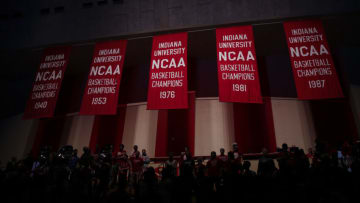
[308,147,313,154]
[184,146,189,153]
[211,151,216,159]
[135,151,140,158]
[133,145,138,152]
[83,146,90,154]
[233,143,238,151]
[197,157,203,165]
[73,149,78,156]
[282,143,288,152]
[299,149,305,156]
[168,152,174,161]
[185,149,191,157]
[142,149,147,156]
[243,161,251,170]
[119,144,124,151]
[262,148,268,155]
[220,148,225,155]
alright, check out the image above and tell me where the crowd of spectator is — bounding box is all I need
[1,139,360,203]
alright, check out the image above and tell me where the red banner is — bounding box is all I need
[23,46,71,119]
[80,40,127,115]
[283,20,343,99]
[216,26,263,103]
[147,33,188,109]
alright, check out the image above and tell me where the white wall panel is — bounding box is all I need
[195,99,235,156]
[122,104,158,157]
[350,84,360,136]
[0,114,38,163]
[62,115,95,152]
[271,99,316,151]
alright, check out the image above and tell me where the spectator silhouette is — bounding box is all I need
[257,148,276,177]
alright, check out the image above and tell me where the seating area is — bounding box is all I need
[1,140,360,203]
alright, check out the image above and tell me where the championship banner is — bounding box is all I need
[23,46,71,119]
[216,26,263,103]
[283,20,343,99]
[147,32,188,109]
[80,40,127,115]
